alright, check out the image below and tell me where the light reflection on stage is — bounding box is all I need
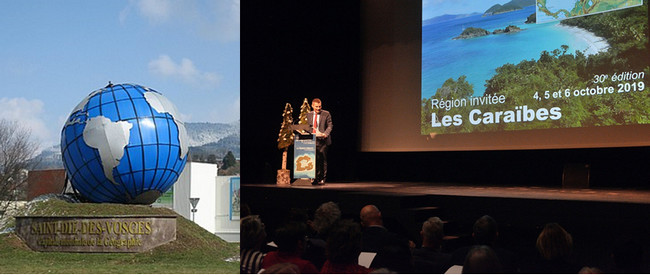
[244,181,650,204]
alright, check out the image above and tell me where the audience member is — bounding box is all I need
[241,203,252,218]
[287,207,310,224]
[359,205,413,272]
[530,222,582,274]
[412,217,452,273]
[310,201,342,238]
[320,219,372,274]
[241,215,267,274]
[450,215,517,273]
[261,222,319,274]
[359,205,410,253]
[462,245,502,274]
[303,201,342,270]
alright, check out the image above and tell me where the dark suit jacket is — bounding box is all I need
[412,247,452,274]
[307,110,333,145]
[361,226,409,254]
[362,226,413,273]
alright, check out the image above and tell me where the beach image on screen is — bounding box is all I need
[421,0,649,135]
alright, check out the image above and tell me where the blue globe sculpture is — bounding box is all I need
[61,83,188,204]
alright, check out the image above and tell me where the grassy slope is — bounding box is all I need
[0,199,239,274]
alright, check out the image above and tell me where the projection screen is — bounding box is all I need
[360,0,650,151]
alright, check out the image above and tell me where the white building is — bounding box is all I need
[167,162,240,242]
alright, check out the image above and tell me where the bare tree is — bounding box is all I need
[0,119,38,219]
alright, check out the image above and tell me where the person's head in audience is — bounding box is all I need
[287,207,309,224]
[473,215,498,245]
[241,215,266,251]
[421,216,444,250]
[310,201,341,237]
[360,204,383,227]
[274,221,308,255]
[326,219,363,264]
[241,203,252,218]
[536,222,573,260]
[462,245,502,274]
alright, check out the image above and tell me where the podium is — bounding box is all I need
[292,125,316,185]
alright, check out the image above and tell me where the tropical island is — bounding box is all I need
[453,25,522,40]
[525,12,536,24]
[453,0,532,40]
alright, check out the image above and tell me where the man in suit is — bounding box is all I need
[307,98,333,185]
[360,204,414,272]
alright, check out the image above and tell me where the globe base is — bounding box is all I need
[127,190,163,205]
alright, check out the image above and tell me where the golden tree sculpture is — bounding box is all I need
[276,103,294,185]
[298,98,311,127]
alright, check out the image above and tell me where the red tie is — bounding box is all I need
[313,113,318,133]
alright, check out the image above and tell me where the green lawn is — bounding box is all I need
[0,199,239,274]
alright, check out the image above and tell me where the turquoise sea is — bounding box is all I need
[422,5,595,99]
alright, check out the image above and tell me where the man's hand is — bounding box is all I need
[315,129,327,138]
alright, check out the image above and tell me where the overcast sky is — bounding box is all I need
[0,0,240,150]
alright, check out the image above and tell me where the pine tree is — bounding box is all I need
[221,151,236,169]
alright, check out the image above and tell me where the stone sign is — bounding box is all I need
[15,215,176,253]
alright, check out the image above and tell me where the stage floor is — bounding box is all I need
[244,181,650,204]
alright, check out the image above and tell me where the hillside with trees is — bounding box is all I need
[484,0,535,15]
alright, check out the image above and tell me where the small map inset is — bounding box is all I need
[536,0,643,23]
[296,155,315,172]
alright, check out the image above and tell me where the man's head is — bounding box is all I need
[241,215,266,250]
[311,98,322,114]
[421,216,444,249]
[473,215,498,245]
[274,221,308,254]
[536,222,573,260]
[360,205,383,227]
[326,219,363,264]
[462,245,502,274]
[311,201,341,235]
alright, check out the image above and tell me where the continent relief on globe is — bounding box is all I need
[144,90,189,157]
[83,116,132,185]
